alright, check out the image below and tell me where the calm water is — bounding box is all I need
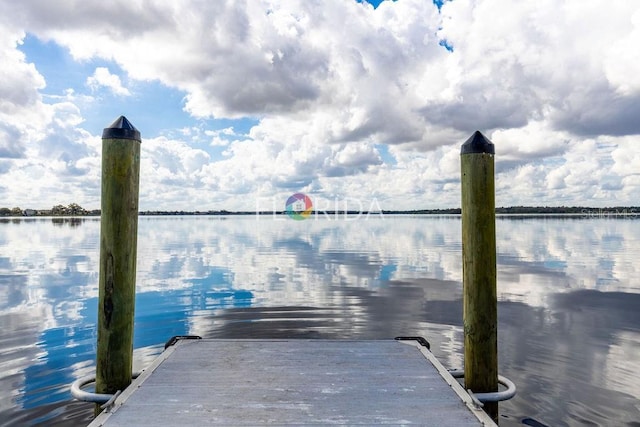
[0,215,639,426]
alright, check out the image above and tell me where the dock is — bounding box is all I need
[88,338,496,426]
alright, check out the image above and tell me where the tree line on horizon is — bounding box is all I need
[0,204,638,217]
[0,203,98,217]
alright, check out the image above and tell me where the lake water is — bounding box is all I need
[0,215,639,426]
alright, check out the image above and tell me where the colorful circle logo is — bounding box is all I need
[285,193,313,220]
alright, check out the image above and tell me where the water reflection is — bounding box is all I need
[50,218,87,228]
[499,291,640,426]
[0,216,639,426]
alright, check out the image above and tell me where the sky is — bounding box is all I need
[0,0,639,212]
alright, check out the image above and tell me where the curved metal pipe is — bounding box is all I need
[448,369,516,403]
[70,376,113,403]
[70,373,140,404]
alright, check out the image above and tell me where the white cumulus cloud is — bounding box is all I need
[0,0,640,210]
[86,67,130,96]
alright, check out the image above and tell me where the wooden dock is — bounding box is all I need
[88,338,496,426]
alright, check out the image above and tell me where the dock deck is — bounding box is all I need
[88,339,495,426]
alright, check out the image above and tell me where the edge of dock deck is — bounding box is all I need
[88,339,497,426]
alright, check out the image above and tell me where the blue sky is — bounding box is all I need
[1,0,639,211]
[19,34,256,146]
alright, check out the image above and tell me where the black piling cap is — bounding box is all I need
[102,116,141,141]
[461,130,494,155]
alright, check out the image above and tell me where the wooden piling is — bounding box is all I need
[460,131,498,422]
[95,116,141,415]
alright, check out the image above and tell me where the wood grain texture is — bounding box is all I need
[461,152,498,422]
[95,137,141,413]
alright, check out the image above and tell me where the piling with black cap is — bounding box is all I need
[95,116,141,415]
[460,131,498,422]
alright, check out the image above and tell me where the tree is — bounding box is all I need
[67,203,86,215]
[51,205,67,215]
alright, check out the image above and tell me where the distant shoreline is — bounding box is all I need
[1,206,638,218]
